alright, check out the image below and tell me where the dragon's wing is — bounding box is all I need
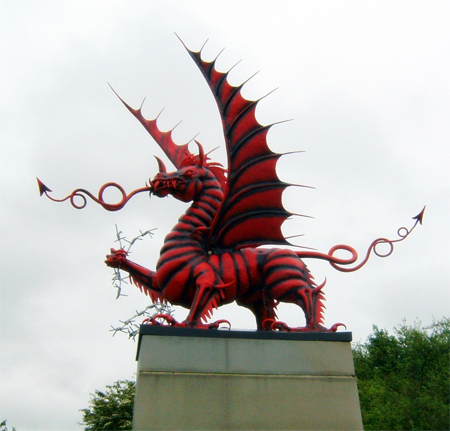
[109,85,192,169]
[185,42,294,250]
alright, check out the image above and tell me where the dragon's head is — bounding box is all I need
[150,164,206,202]
[150,141,226,202]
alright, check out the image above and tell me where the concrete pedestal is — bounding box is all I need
[133,326,363,430]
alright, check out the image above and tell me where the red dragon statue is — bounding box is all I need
[38,40,424,332]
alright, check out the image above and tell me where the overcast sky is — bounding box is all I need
[1,1,449,429]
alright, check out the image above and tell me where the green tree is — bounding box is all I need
[0,420,16,431]
[353,318,450,430]
[80,380,135,431]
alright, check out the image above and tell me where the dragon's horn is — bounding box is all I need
[154,156,167,173]
[194,140,205,167]
[109,84,192,168]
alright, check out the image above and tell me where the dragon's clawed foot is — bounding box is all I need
[262,319,346,333]
[328,322,347,332]
[144,314,177,326]
[207,319,231,329]
[144,314,231,330]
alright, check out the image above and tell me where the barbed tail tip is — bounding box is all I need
[413,206,426,225]
[37,178,51,196]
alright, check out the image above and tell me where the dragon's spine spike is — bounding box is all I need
[200,294,221,323]
[314,289,327,326]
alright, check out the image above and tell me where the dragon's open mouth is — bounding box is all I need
[150,177,185,197]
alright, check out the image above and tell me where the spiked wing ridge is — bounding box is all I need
[110,85,192,169]
[185,43,293,250]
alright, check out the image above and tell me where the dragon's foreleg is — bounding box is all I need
[105,248,164,303]
[183,262,227,325]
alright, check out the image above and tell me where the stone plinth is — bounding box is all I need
[133,326,363,430]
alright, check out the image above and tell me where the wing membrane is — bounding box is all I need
[185,43,293,250]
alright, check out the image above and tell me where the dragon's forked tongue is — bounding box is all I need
[37,178,151,211]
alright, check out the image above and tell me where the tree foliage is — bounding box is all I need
[80,380,135,431]
[353,318,450,430]
[0,420,16,431]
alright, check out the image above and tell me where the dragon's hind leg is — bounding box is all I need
[262,249,343,332]
[271,283,345,332]
[273,282,328,331]
[236,296,279,330]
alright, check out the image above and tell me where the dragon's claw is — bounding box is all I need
[329,323,347,332]
[147,314,177,326]
[145,314,231,330]
[207,319,231,330]
[262,318,345,333]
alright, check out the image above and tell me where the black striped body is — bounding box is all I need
[154,166,325,328]
[155,168,222,305]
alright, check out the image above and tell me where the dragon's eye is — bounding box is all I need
[183,169,195,177]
